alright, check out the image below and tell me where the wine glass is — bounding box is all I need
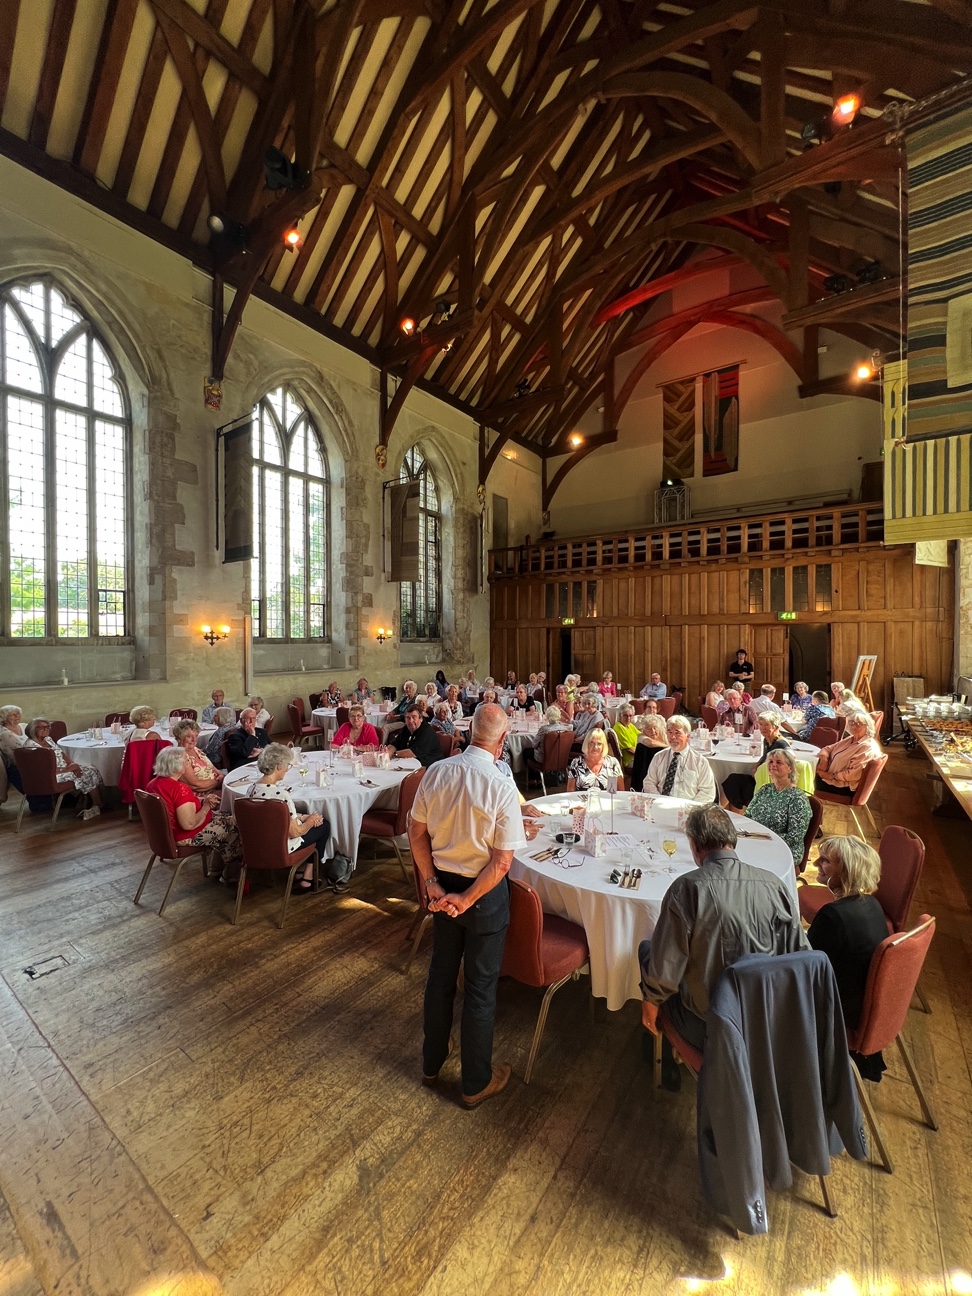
[662,839,677,858]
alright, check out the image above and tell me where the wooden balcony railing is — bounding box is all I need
[488,503,884,579]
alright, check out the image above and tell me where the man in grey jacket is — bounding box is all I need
[639,805,807,1059]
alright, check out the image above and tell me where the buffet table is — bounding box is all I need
[513,792,796,1011]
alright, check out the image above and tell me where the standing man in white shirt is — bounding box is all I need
[644,716,717,804]
[409,704,527,1107]
[640,673,667,701]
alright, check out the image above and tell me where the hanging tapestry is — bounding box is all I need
[661,377,695,480]
[223,421,253,563]
[388,479,421,582]
[702,365,739,476]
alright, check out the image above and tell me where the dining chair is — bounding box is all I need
[49,720,68,742]
[797,795,824,873]
[359,767,425,880]
[119,738,171,821]
[815,755,888,838]
[524,730,574,796]
[435,731,458,760]
[632,699,647,716]
[808,722,840,747]
[13,747,68,832]
[403,853,433,974]
[500,878,590,1083]
[169,708,197,721]
[288,701,322,748]
[309,692,323,711]
[701,704,719,730]
[233,797,320,928]
[656,697,677,720]
[847,916,938,1175]
[133,788,212,915]
[105,711,131,726]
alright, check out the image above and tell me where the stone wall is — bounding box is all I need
[0,155,541,733]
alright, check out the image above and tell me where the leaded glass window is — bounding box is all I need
[399,447,441,641]
[0,277,130,639]
[250,387,328,640]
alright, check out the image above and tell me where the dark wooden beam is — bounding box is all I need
[782,276,902,328]
[148,0,269,94]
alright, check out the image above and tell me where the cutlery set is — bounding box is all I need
[610,866,643,890]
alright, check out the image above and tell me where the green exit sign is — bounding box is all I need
[778,611,798,622]
[562,617,575,626]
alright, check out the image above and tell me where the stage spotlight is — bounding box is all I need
[856,261,884,285]
[800,121,823,150]
[283,226,302,252]
[833,93,861,124]
[823,273,853,294]
[434,298,453,319]
[207,212,246,246]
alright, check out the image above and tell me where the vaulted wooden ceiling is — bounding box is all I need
[1,0,969,460]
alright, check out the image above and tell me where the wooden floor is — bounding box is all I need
[0,748,970,1296]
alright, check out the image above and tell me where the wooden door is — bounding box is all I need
[752,625,787,694]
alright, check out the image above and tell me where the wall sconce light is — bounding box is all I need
[376,627,391,645]
[201,624,231,646]
[568,432,584,449]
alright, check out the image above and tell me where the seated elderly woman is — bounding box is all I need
[245,743,331,891]
[552,683,574,722]
[247,696,271,731]
[350,678,371,704]
[567,729,623,792]
[146,746,241,876]
[572,694,606,744]
[836,688,868,722]
[392,680,418,717]
[25,717,104,818]
[789,680,812,713]
[704,681,726,710]
[443,684,464,721]
[431,702,465,749]
[584,682,605,710]
[333,704,380,749]
[0,704,27,791]
[509,684,538,715]
[423,681,440,707]
[563,673,581,701]
[125,705,163,741]
[599,671,618,697]
[784,689,837,740]
[745,747,812,866]
[715,688,756,734]
[172,719,223,792]
[722,708,791,811]
[815,712,882,797]
[325,680,345,705]
[476,687,499,710]
[630,715,669,793]
[612,702,639,771]
[531,704,572,755]
[203,707,238,765]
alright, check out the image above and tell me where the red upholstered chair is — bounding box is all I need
[403,854,433,974]
[119,738,171,820]
[670,689,683,712]
[656,697,677,720]
[105,711,131,726]
[701,705,719,731]
[604,725,625,771]
[524,729,574,796]
[359,766,425,879]
[13,747,69,832]
[816,754,888,838]
[500,877,590,1083]
[870,711,885,739]
[848,916,938,1174]
[288,700,322,748]
[809,722,840,748]
[233,796,320,928]
[133,788,212,915]
[336,706,350,730]
[169,708,197,721]
[876,826,925,932]
[436,731,457,760]
[632,699,647,716]
[309,692,323,711]
[532,688,545,704]
[47,720,68,742]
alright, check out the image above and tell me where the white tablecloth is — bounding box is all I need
[58,726,216,786]
[512,792,797,1011]
[704,737,819,787]
[311,706,392,741]
[220,752,411,864]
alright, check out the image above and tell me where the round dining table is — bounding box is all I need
[219,750,412,865]
[703,736,820,788]
[512,791,797,1011]
[311,705,391,742]
[58,724,216,786]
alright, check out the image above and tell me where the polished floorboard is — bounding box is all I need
[0,747,970,1296]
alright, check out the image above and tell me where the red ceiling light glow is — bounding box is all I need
[833,93,861,123]
[283,226,302,251]
[399,317,416,337]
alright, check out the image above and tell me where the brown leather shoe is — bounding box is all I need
[461,1063,511,1108]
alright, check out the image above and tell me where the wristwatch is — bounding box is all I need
[424,875,439,894]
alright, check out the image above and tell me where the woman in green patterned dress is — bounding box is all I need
[745,746,812,867]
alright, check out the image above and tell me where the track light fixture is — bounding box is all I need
[434,298,454,319]
[399,317,417,337]
[514,378,531,398]
[207,212,247,247]
[823,273,854,295]
[833,93,861,125]
[852,351,882,382]
[568,432,584,449]
[283,226,303,252]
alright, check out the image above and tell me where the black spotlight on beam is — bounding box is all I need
[207,212,247,248]
[856,261,885,285]
[434,297,454,319]
[800,121,823,150]
[514,378,531,398]
[823,272,854,295]
[263,146,309,192]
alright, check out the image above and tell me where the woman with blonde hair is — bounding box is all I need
[631,714,668,792]
[744,747,811,866]
[815,712,881,797]
[126,705,162,741]
[567,728,623,792]
[807,835,889,1078]
[704,681,726,710]
[172,719,223,792]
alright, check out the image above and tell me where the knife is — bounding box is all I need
[737,829,772,839]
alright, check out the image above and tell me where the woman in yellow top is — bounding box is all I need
[612,702,639,771]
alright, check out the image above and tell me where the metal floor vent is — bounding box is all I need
[23,954,69,980]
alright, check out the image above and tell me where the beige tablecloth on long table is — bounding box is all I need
[58,726,216,786]
[220,751,411,865]
[512,792,796,1011]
